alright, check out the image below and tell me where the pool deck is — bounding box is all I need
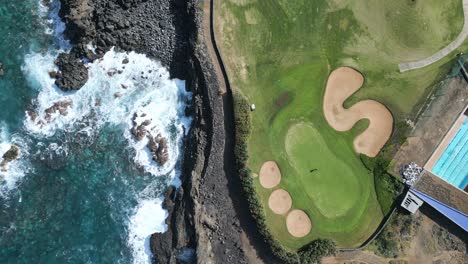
[391,77,468,176]
[413,170,468,215]
[424,106,467,171]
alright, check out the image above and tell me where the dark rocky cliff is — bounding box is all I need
[55,0,276,263]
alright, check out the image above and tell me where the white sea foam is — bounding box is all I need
[128,199,168,264]
[20,2,191,263]
[0,125,30,196]
[22,48,191,263]
[38,0,71,50]
[22,49,192,177]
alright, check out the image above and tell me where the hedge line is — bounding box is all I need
[231,91,336,264]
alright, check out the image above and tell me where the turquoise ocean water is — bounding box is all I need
[0,1,191,263]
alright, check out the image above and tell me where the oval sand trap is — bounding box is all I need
[259,161,281,188]
[323,67,393,157]
[286,209,312,238]
[268,189,292,215]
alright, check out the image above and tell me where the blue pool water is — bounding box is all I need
[431,118,468,191]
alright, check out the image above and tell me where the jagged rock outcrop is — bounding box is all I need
[27,100,73,126]
[148,134,169,166]
[0,145,20,172]
[57,0,192,80]
[130,113,149,141]
[59,0,96,43]
[57,0,275,263]
[54,53,89,91]
[45,100,73,121]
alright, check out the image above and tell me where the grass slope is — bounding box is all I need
[215,0,466,249]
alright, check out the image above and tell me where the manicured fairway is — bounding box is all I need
[215,0,467,249]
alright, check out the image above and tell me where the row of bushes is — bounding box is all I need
[231,91,336,264]
[360,151,404,215]
[360,121,408,215]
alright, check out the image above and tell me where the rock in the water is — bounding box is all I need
[2,146,20,162]
[1,145,20,171]
[44,100,73,122]
[130,113,154,141]
[54,53,88,91]
[148,133,169,166]
[27,110,38,122]
[48,70,59,79]
[131,125,147,141]
[0,62,4,76]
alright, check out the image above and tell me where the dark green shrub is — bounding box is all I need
[299,239,336,264]
[231,91,337,263]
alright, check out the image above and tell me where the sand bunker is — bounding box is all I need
[259,161,281,188]
[268,189,292,215]
[286,209,312,238]
[323,67,393,157]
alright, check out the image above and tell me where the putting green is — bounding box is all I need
[215,0,467,250]
[285,122,360,219]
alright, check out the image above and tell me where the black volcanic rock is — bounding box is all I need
[56,0,275,263]
[54,53,88,91]
[57,0,193,80]
[59,0,96,43]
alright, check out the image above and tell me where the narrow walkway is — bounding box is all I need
[398,0,468,72]
[202,0,227,95]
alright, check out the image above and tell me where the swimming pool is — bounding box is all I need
[431,119,468,191]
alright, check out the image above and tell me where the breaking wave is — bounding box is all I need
[21,48,191,262]
[22,49,192,177]
[0,0,192,262]
[0,125,31,196]
[128,198,168,264]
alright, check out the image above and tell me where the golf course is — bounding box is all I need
[214,0,467,249]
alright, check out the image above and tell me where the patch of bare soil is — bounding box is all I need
[322,208,467,264]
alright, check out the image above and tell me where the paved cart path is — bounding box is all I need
[399,0,468,72]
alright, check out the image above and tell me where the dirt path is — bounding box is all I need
[201,1,281,263]
[398,0,468,72]
[202,0,227,95]
[323,67,393,157]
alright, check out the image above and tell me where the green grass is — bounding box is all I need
[216,0,466,249]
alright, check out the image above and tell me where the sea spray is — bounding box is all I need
[0,0,192,262]
[21,48,192,263]
[0,125,31,196]
[22,49,192,177]
[128,198,168,264]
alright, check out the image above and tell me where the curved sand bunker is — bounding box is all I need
[286,209,312,238]
[268,189,292,215]
[323,67,393,157]
[259,161,281,188]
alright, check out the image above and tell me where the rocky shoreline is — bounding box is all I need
[55,0,277,263]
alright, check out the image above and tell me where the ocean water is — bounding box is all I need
[0,1,192,263]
